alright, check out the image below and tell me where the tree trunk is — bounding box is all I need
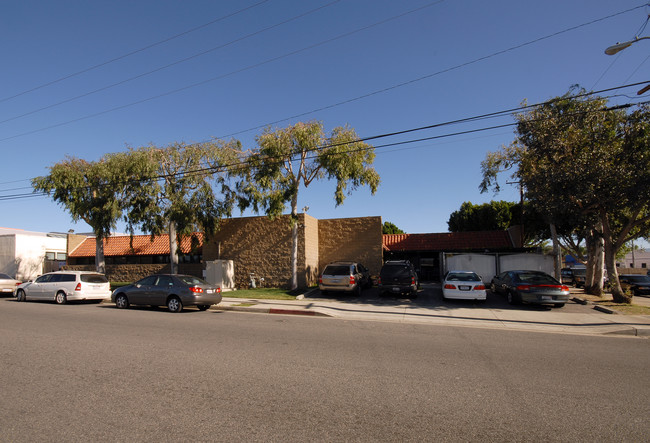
[585,232,595,291]
[95,233,106,274]
[169,220,178,275]
[290,193,298,291]
[550,224,561,281]
[591,228,605,296]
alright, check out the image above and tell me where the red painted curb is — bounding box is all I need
[269,308,319,316]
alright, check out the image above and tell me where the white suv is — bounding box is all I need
[15,271,111,304]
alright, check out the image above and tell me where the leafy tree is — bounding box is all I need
[480,88,650,302]
[382,221,405,234]
[447,200,548,246]
[32,153,143,273]
[124,140,243,273]
[241,121,380,289]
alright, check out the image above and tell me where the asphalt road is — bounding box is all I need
[1,298,649,442]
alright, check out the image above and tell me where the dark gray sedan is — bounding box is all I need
[112,274,222,312]
[490,270,570,307]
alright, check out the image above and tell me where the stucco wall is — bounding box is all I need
[318,216,383,276]
[0,236,17,278]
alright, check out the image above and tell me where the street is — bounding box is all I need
[1,298,648,442]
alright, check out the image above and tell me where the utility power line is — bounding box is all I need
[0,0,272,104]
[3,91,647,202]
[0,2,637,144]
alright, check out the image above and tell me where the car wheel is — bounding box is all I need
[115,294,129,309]
[55,292,67,305]
[507,291,519,305]
[16,289,26,302]
[197,305,210,311]
[490,283,497,293]
[167,296,183,313]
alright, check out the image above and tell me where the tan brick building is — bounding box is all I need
[203,214,383,288]
[66,214,383,289]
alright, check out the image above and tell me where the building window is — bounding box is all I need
[45,252,55,260]
[643,263,647,269]
[56,252,67,260]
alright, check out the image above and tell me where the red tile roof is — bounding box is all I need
[383,231,513,251]
[69,233,203,257]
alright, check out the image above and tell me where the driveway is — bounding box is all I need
[307,282,592,313]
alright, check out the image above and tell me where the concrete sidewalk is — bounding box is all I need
[214,290,650,337]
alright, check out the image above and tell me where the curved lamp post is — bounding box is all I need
[605,36,650,55]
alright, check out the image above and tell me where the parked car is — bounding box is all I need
[0,273,22,296]
[15,271,111,304]
[318,262,371,296]
[442,271,486,301]
[560,268,575,285]
[571,267,587,288]
[112,274,222,312]
[618,274,650,297]
[490,270,570,307]
[378,260,419,297]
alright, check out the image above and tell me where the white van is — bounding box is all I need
[15,271,111,304]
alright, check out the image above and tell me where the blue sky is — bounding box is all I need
[1,0,648,236]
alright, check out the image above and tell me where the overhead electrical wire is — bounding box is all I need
[0,0,345,126]
[0,0,272,104]
[1,1,638,143]
[0,1,442,142]
[3,89,647,202]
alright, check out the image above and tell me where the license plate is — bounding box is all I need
[392,287,400,292]
[541,296,552,301]
[206,289,214,294]
[459,285,471,291]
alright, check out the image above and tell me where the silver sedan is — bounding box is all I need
[0,273,21,296]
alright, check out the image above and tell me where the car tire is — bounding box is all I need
[115,294,129,309]
[197,305,210,311]
[55,292,67,305]
[16,289,26,302]
[507,291,519,305]
[167,296,183,313]
[490,283,497,293]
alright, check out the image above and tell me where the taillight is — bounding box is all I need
[189,286,203,293]
[216,287,222,293]
[560,285,570,291]
[377,277,382,285]
[474,285,486,290]
[319,276,323,284]
[444,284,456,290]
[411,277,415,285]
[15,282,21,286]
[516,285,530,291]
[350,275,356,285]
[75,283,82,291]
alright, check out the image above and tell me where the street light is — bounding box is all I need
[605,36,650,55]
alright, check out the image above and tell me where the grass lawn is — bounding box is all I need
[222,288,313,300]
[576,292,650,315]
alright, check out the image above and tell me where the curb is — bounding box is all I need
[217,305,331,317]
[572,296,621,315]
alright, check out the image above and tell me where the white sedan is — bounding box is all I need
[442,271,487,301]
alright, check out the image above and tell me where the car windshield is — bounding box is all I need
[515,272,558,285]
[446,272,480,282]
[0,273,11,279]
[80,274,109,283]
[323,265,350,276]
[177,275,210,286]
[623,275,650,283]
[381,265,411,278]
